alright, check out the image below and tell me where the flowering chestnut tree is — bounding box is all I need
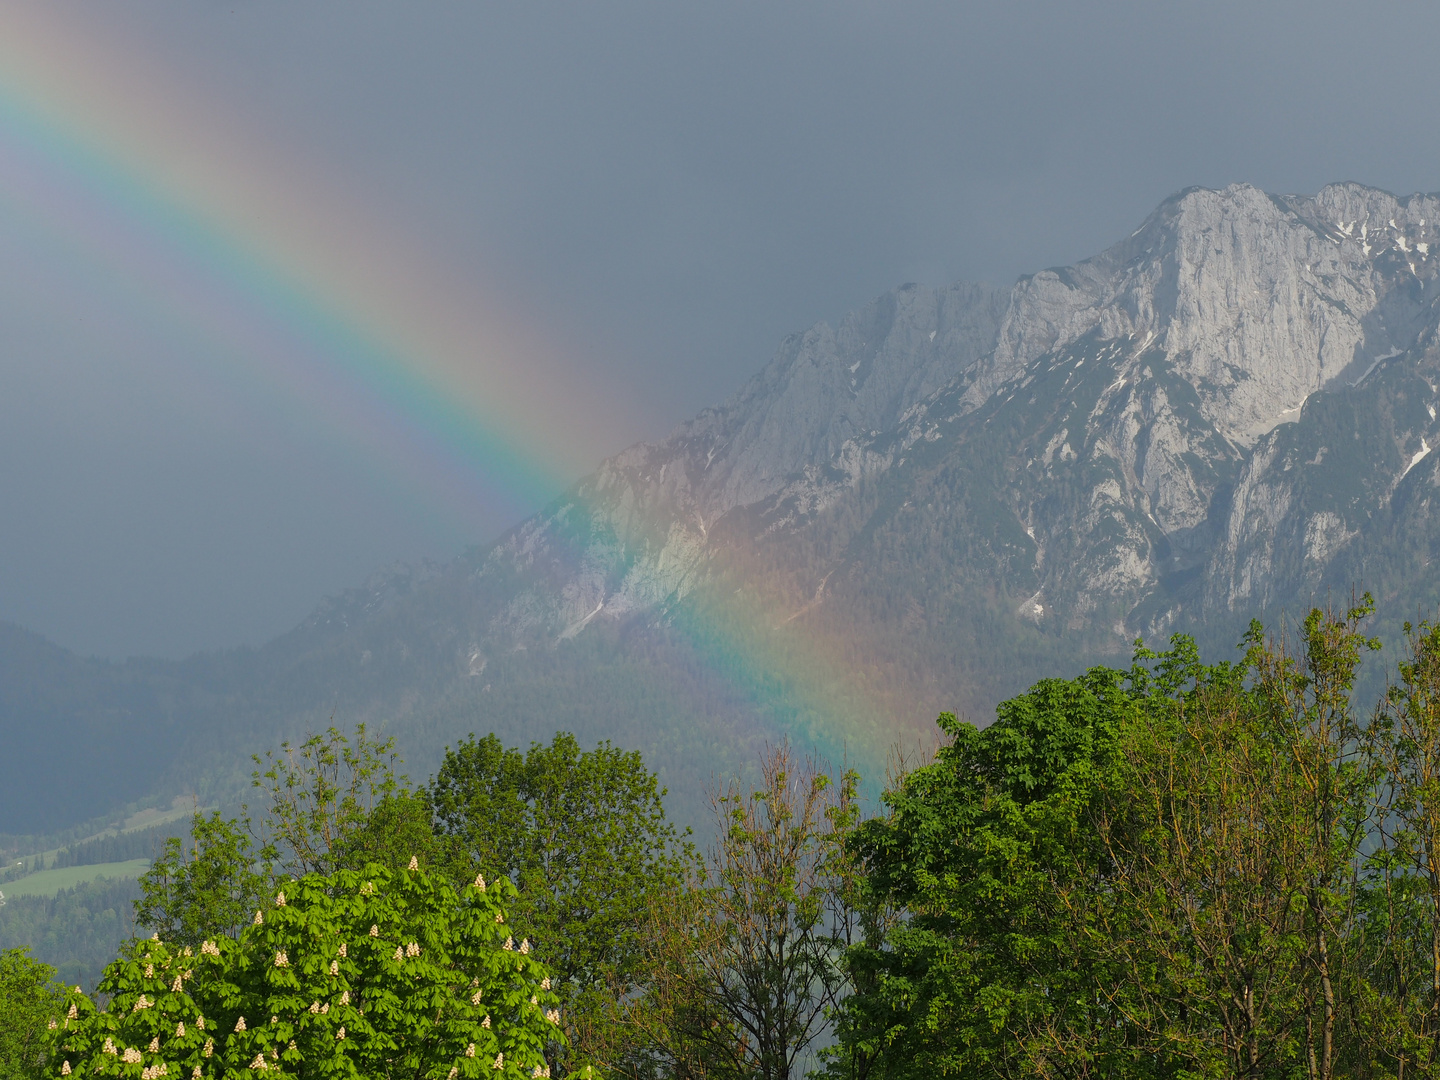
[47,861,579,1079]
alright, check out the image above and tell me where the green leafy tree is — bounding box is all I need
[331,791,437,876]
[49,861,572,1079]
[1360,616,1440,1076]
[634,743,856,1080]
[838,667,1145,1079]
[427,733,687,1075]
[0,947,68,1080]
[251,726,426,877]
[836,604,1392,1079]
[135,812,271,946]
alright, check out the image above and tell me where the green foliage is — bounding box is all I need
[0,947,68,1080]
[134,813,271,947]
[427,733,688,1074]
[838,667,1143,1079]
[250,725,411,878]
[832,598,1413,1079]
[50,862,571,1080]
[330,791,438,876]
[629,745,858,1080]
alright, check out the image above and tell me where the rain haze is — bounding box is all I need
[2,0,1438,660]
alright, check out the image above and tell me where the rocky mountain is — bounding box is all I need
[7,181,1440,835]
[438,181,1440,716]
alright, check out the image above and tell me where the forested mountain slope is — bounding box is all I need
[5,182,1438,834]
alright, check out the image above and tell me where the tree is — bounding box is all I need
[49,861,570,1079]
[0,947,67,1080]
[838,667,1146,1079]
[329,790,437,876]
[634,744,856,1080]
[1361,616,1440,1076]
[1078,631,1319,1077]
[427,733,687,1076]
[1246,600,1381,1080]
[251,725,422,878]
[135,811,271,946]
[837,605,1392,1079]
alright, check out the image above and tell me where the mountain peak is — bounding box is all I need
[966,181,1440,445]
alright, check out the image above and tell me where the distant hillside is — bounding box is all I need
[5,182,1439,835]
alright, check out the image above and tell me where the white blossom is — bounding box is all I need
[330,960,340,976]
[275,891,286,907]
[361,881,374,895]
[201,940,220,957]
[60,1062,71,1076]
[448,1069,459,1080]
[339,990,349,1005]
[465,1044,476,1058]
[338,943,347,958]
[175,1022,185,1038]
[530,995,538,1006]
[482,1015,491,1029]
[197,1016,205,1030]
[253,911,264,926]
[204,1039,214,1058]
[192,1068,201,1079]
[321,1003,330,1014]
[171,975,183,992]
[408,855,419,871]
[145,964,155,978]
[234,1017,247,1032]
[495,913,504,923]
[393,946,405,962]
[274,951,289,968]
[148,1038,160,1053]
[541,977,550,991]
[473,873,486,890]
[103,1039,117,1055]
[471,989,482,1006]
[336,1027,346,1041]
[47,1019,56,1030]
[369,925,379,938]
[492,1053,504,1070]
[249,1054,268,1071]
[123,1048,142,1064]
[132,995,153,1012]
[519,939,530,955]
[503,937,514,951]
[310,1001,321,1014]
[183,946,192,957]
[68,1002,78,1019]
[545,1009,561,1025]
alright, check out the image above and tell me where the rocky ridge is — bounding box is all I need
[452,183,1440,668]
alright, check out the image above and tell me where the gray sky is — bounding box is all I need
[3,0,1439,659]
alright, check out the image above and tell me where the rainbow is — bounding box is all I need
[0,10,903,776]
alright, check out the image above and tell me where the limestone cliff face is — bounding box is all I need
[382,182,1440,703]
